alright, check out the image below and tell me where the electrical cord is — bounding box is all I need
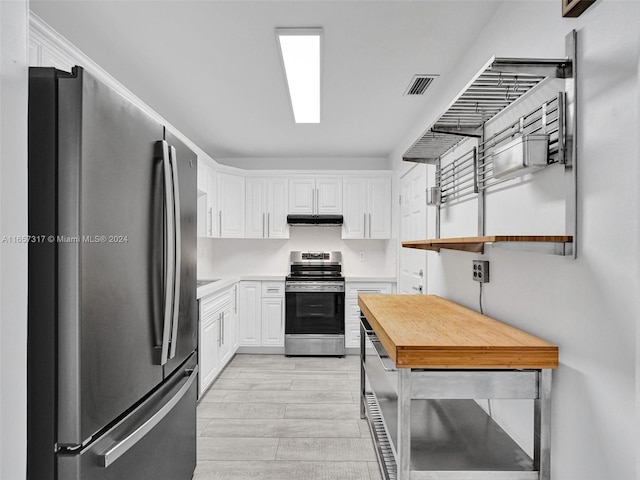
[479,282,484,315]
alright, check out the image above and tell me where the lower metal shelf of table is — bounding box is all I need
[364,391,537,480]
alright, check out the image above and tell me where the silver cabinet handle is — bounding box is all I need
[315,187,319,214]
[233,285,238,313]
[99,366,198,467]
[157,140,175,366]
[267,213,270,238]
[169,145,181,360]
[208,207,213,236]
[363,213,367,238]
[369,213,372,238]
[418,269,424,278]
[412,285,423,293]
[262,212,266,238]
[221,311,225,345]
[218,313,222,346]
[218,211,222,237]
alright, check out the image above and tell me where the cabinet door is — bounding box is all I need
[368,177,392,239]
[261,297,284,346]
[217,172,245,237]
[245,178,267,238]
[198,316,220,397]
[267,178,289,238]
[288,177,315,214]
[206,168,218,237]
[219,303,233,366]
[197,162,209,237]
[344,298,362,349]
[316,177,342,214]
[342,178,366,239]
[239,282,261,347]
[231,284,240,352]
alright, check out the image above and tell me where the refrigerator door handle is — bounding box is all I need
[98,366,198,468]
[158,140,175,366]
[168,145,181,360]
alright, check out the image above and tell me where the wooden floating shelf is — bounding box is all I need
[402,235,573,254]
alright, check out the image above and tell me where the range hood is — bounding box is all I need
[287,214,343,226]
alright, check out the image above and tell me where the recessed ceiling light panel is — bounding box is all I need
[276,27,322,124]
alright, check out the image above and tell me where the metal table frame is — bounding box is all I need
[360,318,552,480]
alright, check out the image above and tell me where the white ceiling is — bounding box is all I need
[31,0,503,162]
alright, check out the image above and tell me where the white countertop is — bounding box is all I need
[197,274,396,299]
[196,275,288,298]
[345,276,396,283]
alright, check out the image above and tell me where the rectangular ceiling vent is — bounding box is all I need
[404,75,436,96]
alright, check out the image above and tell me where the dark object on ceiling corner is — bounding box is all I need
[562,0,596,17]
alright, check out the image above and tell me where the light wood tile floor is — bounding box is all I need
[195,354,382,480]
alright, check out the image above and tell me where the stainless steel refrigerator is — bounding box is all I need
[27,66,198,480]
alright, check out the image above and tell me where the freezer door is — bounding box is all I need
[162,129,197,378]
[55,68,166,445]
[58,356,197,480]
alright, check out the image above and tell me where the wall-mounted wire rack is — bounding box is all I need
[403,30,577,257]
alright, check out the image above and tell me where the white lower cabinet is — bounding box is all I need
[344,282,394,349]
[198,284,239,398]
[261,297,284,346]
[239,281,285,349]
[198,314,220,396]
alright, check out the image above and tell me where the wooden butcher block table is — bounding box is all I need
[358,294,558,480]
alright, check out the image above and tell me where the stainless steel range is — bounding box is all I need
[285,251,345,356]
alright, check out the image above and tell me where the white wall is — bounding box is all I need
[0,1,28,479]
[390,2,639,479]
[216,156,389,171]
[198,227,396,279]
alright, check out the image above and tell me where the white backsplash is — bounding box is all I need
[197,226,396,279]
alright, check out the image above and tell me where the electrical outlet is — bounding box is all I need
[359,252,365,262]
[472,260,489,283]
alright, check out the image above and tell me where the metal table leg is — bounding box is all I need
[534,369,552,480]
[397,368,411,480]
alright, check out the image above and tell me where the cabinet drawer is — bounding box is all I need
[346,283,393,298]
[200,288,232,318]
[262,281,284,297]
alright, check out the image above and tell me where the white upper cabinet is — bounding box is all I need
[288,176,342,214]
[197,161,218,238]
[245,178,267,238]
[342,178,367,238]
[367,177,392,239]
[342,177,391,239]
[217,172,245,238]
[246,177,289,238]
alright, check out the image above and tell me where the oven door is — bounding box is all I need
[285,284,345,335]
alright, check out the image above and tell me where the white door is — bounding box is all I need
[399,165,427,294]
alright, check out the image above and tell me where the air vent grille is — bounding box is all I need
[405,75,436,96]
